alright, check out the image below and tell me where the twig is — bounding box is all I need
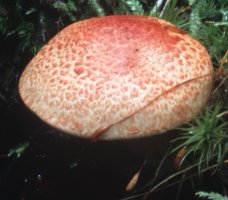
[155,159,228,192]
[126,159,148,191]
[213,74,228,95]
[121,161,199,200]
[149,147,171,186]
[142,163,197,200]
[122,160,228,200]
[128,147,172,194]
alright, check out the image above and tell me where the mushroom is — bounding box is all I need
[19,15,213,140]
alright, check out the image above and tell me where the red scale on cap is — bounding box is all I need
[19,15,213,140]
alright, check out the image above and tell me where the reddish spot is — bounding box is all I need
[199,51,206,57]
[67,54,72,60]
[50,91,57,97]
[178,60,183,65]
[168,80,174,85]
[86,55,93,61]
[64,63,71,69]
[71,48,77,54]
[165,56,174,63]
[50,78,55,83]
[111,84,117,89]
[74,66,85,75]
[187,61,193,67]
[48,52,53,57]
[59,61,64,66]
[122,95,128,101]
[72,120,81,130]
[52,70,58,75]
[43,95,48,103]
[129,127,140,135]
[65,92,72,101]
[78,89,83,95]
[184,54,191,60]
[77,51,83,57]
[38,48,45,56]
[162,103,168,110]
[131,88,139,98]
[64,102,71,110]
[162,73,167,79]
[180,46,186,51]
[152,80,159,85]
[180,74,187,79]
[88,94,93,101]
[52,62,58,68]
[140,84,146,90]
[58,44,63,49]
[199,64,205,70]
[84,89,89,95]
[58,112,69,126]
[60,71,68,76]
[87,70,92,77]
[89,84,94,91]
[190,47,196,51]
[169,65,175,71]
[60,79,68,85]
[75,61,83,66]
[49,102,53,107]
[123,86,128,92]
[202,60,207,66]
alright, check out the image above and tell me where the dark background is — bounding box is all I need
[0,0,227,200]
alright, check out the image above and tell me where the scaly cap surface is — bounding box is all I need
[19,15,213,140]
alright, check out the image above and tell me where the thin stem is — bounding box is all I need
[121,162,198,200]
[154,159,228,193]
[213,74,228,95]
[122,159,228,200]
[217,110,228,118]
[130,147,172,194]
[142,163,197,200]
[152,0,165,12]
[159,0,171,17]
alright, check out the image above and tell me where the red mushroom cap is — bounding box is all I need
[19,15,213,140]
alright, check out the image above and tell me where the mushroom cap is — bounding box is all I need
[19,15,213,140]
